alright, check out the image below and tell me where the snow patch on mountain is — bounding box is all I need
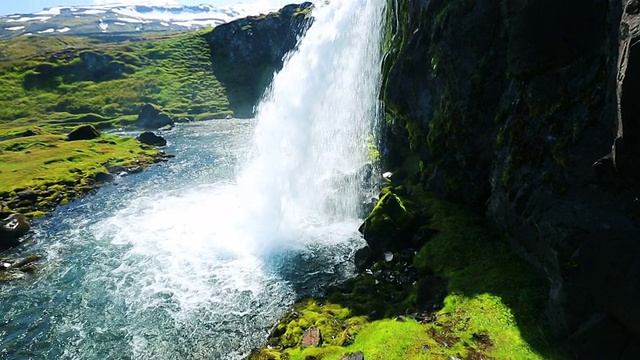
[0,1,280,39]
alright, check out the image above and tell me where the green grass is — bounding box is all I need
[0,30,232,129]
[0,129,158,216]
[250,191,568,360]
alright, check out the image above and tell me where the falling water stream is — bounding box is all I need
[0,1,385,359]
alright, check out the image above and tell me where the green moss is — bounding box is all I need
[0,130,158,216]
[253,192,567,359]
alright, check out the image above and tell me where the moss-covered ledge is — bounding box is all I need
[247,190,567,360]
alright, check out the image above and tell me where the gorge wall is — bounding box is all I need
[381,0,640,356]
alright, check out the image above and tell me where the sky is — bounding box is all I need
[0,0,294,16]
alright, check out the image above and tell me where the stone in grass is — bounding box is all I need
[136,103,174,130]
[0,213,30,250]
[301,328,322,348]
[341,351,364,360]
[67,124,100,141]
[137,131,167,147]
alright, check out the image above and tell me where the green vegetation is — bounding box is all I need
[249,190,567,360]
[0,127,159,217]
[0,30,232,131]
[0,29,237,217]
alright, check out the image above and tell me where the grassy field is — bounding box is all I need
[0,126,159,217]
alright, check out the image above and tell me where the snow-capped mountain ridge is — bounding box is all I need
[0,2,278,39]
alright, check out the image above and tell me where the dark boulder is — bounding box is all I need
[94,172,115,184]
[0,213,30,250]
[67,124,100,141]
[136,103,174,130]
[136,131,167,147]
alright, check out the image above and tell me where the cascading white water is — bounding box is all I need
[0,1,386,359]
[238,0,385,237]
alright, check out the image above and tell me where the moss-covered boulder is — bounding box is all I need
[358,187,420,256]
[67,124,100,141]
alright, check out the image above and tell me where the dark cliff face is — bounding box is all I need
[382,0,640,355]
[205,2,313,117]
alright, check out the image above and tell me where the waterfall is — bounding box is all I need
[238,0,386,241]
[0,1,387,359]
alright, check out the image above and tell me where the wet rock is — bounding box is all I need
[94,172,115,184]
[354,246,374,270]
[628,0,640,15]
[0,213,30,250]
[137,131,167,147]
[301,328,322,348]
[341,352,364,360]
[0,255,41,282]
[136,103,174,130]
[67,124,100,141]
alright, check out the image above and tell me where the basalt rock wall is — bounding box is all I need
[381,0,640,355]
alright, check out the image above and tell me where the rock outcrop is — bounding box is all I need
[0,213,30,250]
[137,131,167,147]
[381,0,640,356]
[205,2,313,117]
[136,103,174,130]
[67,124,100,141]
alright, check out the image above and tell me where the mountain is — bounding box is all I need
[0,2,277,39]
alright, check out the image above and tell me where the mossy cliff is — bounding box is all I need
[206,2,313,117]
[380,0,640,356]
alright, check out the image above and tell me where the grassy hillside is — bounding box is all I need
[0,32,232,217]
[0,30,232,131]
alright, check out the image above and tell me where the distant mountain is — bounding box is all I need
[0,2,276,39]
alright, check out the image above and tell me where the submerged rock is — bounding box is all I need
[67,124,100,141]
[0,213,30,250]
[137,131,167,147]
[136,103,174,130]
[0,254,41,282]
